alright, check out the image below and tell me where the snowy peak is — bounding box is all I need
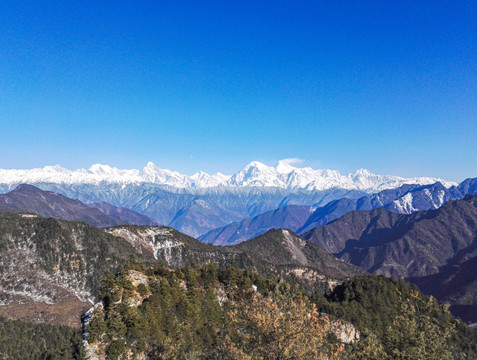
[228,161,285,187]
[0,160,456,192]
[141,162,187,186]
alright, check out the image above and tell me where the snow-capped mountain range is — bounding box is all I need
[0,160,463,238]
[0,160,456,192]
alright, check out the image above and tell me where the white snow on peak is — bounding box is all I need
[142,162,187,186]
[213,172,231,182]
[0,160,456,192]
[276,159,299,173]
[190,171,230,187]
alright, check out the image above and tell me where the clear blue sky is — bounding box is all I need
[0,1,475,181]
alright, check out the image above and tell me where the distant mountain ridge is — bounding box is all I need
[88,201,158,226]
[0,182,367,236]
[0,160,455,191]
[299,178,477,233]
[0,184,157,227]
[302,194,477,278]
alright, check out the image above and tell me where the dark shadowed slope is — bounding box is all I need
[302,194,477,279]
[0,184,157,227]
[303,194,477,323]
[408,241,477,324]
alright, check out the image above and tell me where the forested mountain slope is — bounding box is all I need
[0,214,155,327]
[0,214,360,327]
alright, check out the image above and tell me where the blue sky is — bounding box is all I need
[0,1,475,181]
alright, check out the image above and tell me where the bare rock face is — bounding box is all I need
[331,319,360,344]
[106,227,185,263]
[127,270,149,288]
[84,342,146,360]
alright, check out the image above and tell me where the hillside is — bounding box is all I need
[83,262,350,359]
[82,262,476,360]
[313,275,477,358]
[0,213,155,327]
[0,213,360,328]
[303,195,477,279]
[0,184,156,227]
[108,226,362,292]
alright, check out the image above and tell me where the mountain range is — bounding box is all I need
[200,179,477,245]
[1,172,477,338]
[0,160,454,190]
[3,179,477,325]
[2,162,477,323]
[0,161,457,237]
